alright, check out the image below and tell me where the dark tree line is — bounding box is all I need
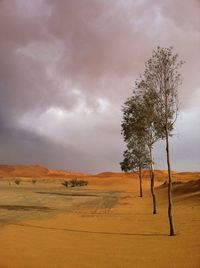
[121,47,184,236]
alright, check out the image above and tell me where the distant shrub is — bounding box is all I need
[32,179,37,184]
[69,178,88,187]
[61,178,88,188]
[69,178,78,187]
[62,180,69,188]
[15,178,21,185]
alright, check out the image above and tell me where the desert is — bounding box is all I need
[1,1,200,267]
[0,165,199,267]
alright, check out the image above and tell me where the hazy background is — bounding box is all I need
[0,0,199,173]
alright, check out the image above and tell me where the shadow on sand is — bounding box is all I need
[0,205,52,211]
[36,192,99,197]
[12,223,168,237]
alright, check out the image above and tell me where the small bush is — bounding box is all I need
[69,178,88,187]
[62,180,69,188]
[62,178,88,188]
[15,178,21,185]
[32,179,37,184]
[69,178,77,187]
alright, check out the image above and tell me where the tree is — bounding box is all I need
[120,137,150,197]
[143,47,184,236]
[122,85,160,213]
[121,93,151,197]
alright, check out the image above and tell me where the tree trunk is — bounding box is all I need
[139,166,143,197]
[149,147,157,214]
[165,126,175,236]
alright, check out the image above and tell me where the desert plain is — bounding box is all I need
[0,165,199,268]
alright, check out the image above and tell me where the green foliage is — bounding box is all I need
[142,46,184,138]
[121,89,152,172]
[122,81,161,150]
[62,179,88,188]
[62,180,69,188]
[69,178,78,187]
[14,178,21,185]
[121,47,184,172]
[120,135,151,173]
[121,93,146,142]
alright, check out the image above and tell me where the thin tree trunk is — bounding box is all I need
[165,126,175,236]
[139,166,143,197]
[149,147,157,214]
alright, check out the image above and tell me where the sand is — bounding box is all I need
[0,168,199,267]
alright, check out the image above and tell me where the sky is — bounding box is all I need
[0,0,200,173]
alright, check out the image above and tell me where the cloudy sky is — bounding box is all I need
[0,0,199,173]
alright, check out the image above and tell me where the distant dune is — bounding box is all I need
[0,164,200,183]
[0,164,88,179]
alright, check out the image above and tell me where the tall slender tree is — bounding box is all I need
[122,84,160,213]
[121,91,151,197]
[142,88,161,214]
[143,47,184,236]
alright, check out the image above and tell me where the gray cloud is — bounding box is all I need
[0,0,199,172]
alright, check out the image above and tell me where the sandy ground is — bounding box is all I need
[0,175,199,268]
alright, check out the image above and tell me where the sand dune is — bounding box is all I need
[1,164,199,182]
[0,164,49,177]
[0,164,88,179]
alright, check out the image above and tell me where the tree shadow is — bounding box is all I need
[135,213,155,216]
[12,223,168,237]
[0,205,52,211]
[36,192,99,197]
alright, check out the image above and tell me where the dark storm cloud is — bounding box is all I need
[0,0,199,172]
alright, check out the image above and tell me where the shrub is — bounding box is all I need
[32,179,37,184]
[15,178,21,185]
[62,180,69,188]
[69,178,88,187]
[69,178,78,187]
[61,178,88,188]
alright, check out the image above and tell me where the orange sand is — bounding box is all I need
[0,166,199,267]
